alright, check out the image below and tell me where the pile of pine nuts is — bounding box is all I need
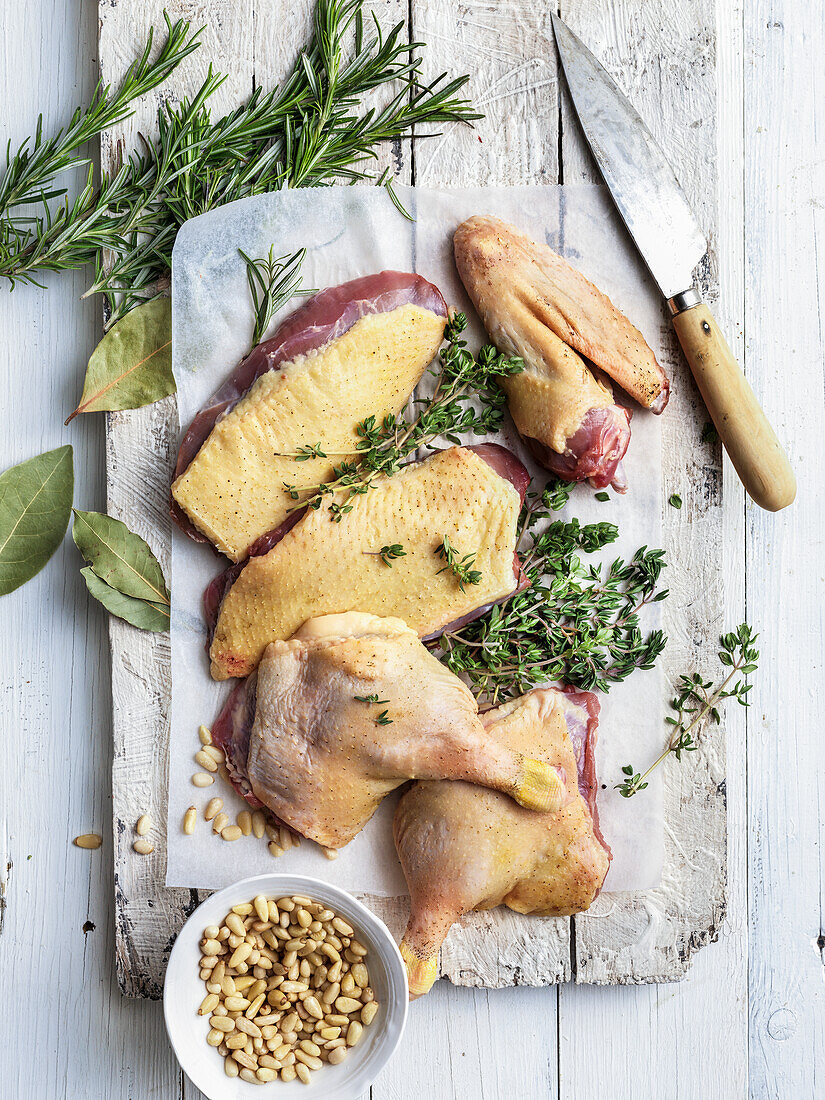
[199,894,379,1084]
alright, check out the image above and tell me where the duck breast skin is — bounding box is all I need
[211,614,570,847]
[395,686,611,996]
[171,271,448,561]
[454,216,668,492]
[206,444,530,680]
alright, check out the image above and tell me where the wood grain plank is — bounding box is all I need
[99,0,254,998]
[557,0,726,990]
[744,3,825,1094]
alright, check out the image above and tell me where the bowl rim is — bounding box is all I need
[163,872,409,1099]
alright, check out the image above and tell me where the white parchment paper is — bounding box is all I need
[168,184,665,894]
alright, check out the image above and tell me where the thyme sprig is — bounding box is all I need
[435,536,482,591]
[0,1,480,325]
[616,624,758,797]
[363,544,407,567]
[288,312,523,521]
[438,488,668,701]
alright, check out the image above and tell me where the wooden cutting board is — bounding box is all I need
[100,0,724,998]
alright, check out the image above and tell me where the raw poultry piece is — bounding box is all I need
[172,271,448,561]
[206,443,530,680]
[394,686,611,996]
[454,215,669,492]
[210,614,570,846]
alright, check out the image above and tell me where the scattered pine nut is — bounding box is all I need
[204,797,222,822]
[251,811,266,838]
[323,846,339,860]
[198,724,212,745]
[183,806,197,835]
[135,814,151,836]
[191,772,213,787]
[73,833,102,850]
[268,841,284,858]
[133,838,154,855]
[194,749,218,772]
[221,824,242,842]
[212,812,229,835]
[237,810,252,836]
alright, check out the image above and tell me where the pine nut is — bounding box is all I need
[198,724,213,745]
[192,772,213,787]
[331,917,353,936]
[207,1028,223,1046]
[361,1001,379,1026]
[210,1016,235,1033]
[318,1026,340,1040]
[295,1063,311,1084]
[236,1017,261,1037]
[224,1057,239,1077]
[198,993,219,1016]
[334,997,362,1014]
[249,810,265,838]
[232,1050,258,1071]
[226,1032,247,1050]
[253,894,269,922]
[202,744,224,764]
[132,838,154,855]
[323,846,339,859]
[183,806,196,835]
[328,1046,348,1065]
[135,815,152,836]
[194,749,218,772]
[347,1020,363,1046]
[256,1067,277,1082]
[212,812,229,834]
[238,1067,258,1083]
[268,841,284,858]
[73,833,102,849]
[204,797,222,821]
[351,962,369,988]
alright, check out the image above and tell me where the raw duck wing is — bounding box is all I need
[172,272,448,561]
[211,614,570,848]
[454,215,668,491]
[394,686,611,996]
[207,445,530,680]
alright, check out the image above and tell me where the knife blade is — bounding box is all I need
[551,13,796,512]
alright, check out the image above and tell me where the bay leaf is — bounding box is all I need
[72,509,170,606]
[80,567,170,632]
[0,445,74,596]
[65,298,174,424]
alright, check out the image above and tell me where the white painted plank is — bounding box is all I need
[0,0,181,1096]
[744,3,825,1095]
[99,0,254,997]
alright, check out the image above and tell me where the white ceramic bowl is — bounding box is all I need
[164,873,408,1100]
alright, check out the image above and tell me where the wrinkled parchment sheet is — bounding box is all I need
[168,184,665,894]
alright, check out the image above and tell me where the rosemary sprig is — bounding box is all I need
[616,624,759,797]
[438,488,668,701]
[290,312,523,520]
[240,247,307,346]
[0,1,480,324]
[435,536,482,591]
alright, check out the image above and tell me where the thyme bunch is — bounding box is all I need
[616,624,758,797]
[282,312,524,520]
[438,489,668,701]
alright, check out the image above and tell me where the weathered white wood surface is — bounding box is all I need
[1,0,823,1097]
[100,0,723,1000]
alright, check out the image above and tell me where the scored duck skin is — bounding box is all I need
[454,215,669,492]
[206,444,530,680]
[210,614,571,846]
[394,686,611,997]
[172,271,448,561]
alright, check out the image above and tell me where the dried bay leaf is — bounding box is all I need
[65,298,174,423]
[72,509,170,607]
[0,445,74,595]
[80,567,170,632]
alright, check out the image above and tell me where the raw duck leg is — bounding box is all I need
[206,444,530,680]
[394,686,611,996]
[454,215,668,492]
[209,614,570,845]
[172,271,448,561]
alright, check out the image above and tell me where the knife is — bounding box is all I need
[551,14,795,512]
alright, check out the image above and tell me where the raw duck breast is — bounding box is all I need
[206,444,530,680]
[394,686,611,996]
[454,216,669,492]
[172,271,448,561]
[210,613,570,845]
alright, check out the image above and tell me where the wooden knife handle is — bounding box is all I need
[671,302,796,512]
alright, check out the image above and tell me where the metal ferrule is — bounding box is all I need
[667,287,703,316]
